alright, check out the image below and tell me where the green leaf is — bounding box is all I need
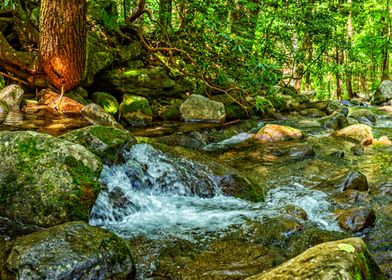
[338,243,356,253]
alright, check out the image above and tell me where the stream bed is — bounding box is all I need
[88,107,392,279]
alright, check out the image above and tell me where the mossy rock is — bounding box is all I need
[349,109,377,125]
[59,125,136,164]
[119,94,153,126]
[6,221,135,279]
[0,131,102,227]
[96,67,180,98]
[180,94,226,122]
[246,238,387,280]
[92,91,119,115]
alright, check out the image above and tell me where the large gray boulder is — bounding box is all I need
[373,80,392,105]
[0,131,102,227]
[6,221,135,280]
[180,94,225,122]
[246,238,386,280]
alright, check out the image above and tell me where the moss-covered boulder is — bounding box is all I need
[333,124,373,145]
[372,80,392,105]
[119,94,153,126]
[96,67,181,98]
[59,125,136,164]
[253,124,303,143]
[91,91,119,116]
[81,103,123,128]
[246,238,387,280]
[180,94,226,122]
[5,221,135,280]
[0,131,102,227]
[266,86,302,112]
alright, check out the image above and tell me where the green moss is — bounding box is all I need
[89,126,129,145]
[62,156,102,221]
[16,138,44,158]
[123,69,145,77]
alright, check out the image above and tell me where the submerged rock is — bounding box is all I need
[5,221,135,280]
[253,124,303,143]
[246,238,386,280]
[59,125,136,164]
[333,124,373,145]
[0,131,102,227]
[180,94,226,122]
[338,207,376,232]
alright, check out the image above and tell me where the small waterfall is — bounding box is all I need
[90,144,340,240]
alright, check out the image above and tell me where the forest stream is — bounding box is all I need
[84,106,392,279]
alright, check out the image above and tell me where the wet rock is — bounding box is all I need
[282,205,308,221]
[0,84,24,108]
[81,103,123,128]
[0,131,102,227]
[59,125,136,164]
[6,221,135,280]
[329,150,345,158]
[338,207,376,232]
[350,108,377,125]
[119,94,153,126]
[327,100,348,116]
[333,124,373,145]
[246,238,386,280]
[253,124,303,143]
[0,100,9,123]
[339,171,369,192]
[372,80,392,105]
[180,94,225,122]
[318,112,349,130]
[91,91,119,116]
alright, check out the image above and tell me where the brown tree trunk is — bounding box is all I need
[39,0,86,91]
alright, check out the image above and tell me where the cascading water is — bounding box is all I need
[90,143,340,240]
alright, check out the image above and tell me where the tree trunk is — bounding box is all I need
[39,0,86,91]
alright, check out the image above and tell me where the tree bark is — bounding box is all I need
[39,0,86,91]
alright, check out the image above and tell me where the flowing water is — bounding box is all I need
[88,106,392,279]
[90,144,340,241]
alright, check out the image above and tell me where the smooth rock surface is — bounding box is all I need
[81,103,123,128]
